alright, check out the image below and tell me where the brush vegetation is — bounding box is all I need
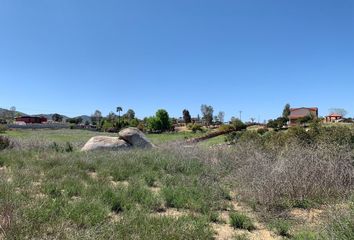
[0,124,353,239]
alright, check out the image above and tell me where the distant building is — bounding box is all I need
[288,107,318,126]
[15,116,47,124]
[324,113,343,123]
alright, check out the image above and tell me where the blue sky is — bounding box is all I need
[0,0,353,121]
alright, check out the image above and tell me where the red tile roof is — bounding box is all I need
[327,113,342,117]
[289,107,318,119]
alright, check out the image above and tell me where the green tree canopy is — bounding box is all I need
[201,104,214,126]
[182,109,191,124]
[282,103,291,120]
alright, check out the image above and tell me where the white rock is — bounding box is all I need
[81,136,130,151]
[118,127,155,148]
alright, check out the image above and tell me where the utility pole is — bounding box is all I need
[239,110,242,121]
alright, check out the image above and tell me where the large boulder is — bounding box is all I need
[118,127,155,148]
[81,136,130,151]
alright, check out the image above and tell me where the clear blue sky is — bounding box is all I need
[0,0,353,121]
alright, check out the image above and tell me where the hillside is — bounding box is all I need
[0,108,90,122]
[0,108,26,119]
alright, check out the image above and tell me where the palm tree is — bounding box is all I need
[116,107,123,128]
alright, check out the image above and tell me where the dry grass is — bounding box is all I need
[224,142,354,209]
[1,127,354,239]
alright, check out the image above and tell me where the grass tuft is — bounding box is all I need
[229,212,255,231]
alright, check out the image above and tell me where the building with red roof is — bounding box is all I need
[15,116,47,124]
[324,113,343,123]
[288,107,318,126]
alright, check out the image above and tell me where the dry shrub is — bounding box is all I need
[0,203,14,236]
[0,136,11,151]
[228,141,354,208]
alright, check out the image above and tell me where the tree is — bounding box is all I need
[156,109,171,131]
[52,113,63,122]
[250,117,256,123]
[282,103,291,120]
[77,117,83,124]
[329,108,348,117]
[146,109,171,132]
[124,109,135,120]
[267,117,288,130]
[218,111,225,123]
[230,118,247,131]
[146,116,162,132]
[10,106,16,119]
[116,106,123,127]
[107,112,117,122]
[91,110,102,126]
[66,117,83,124]
[297,115,313,125]
[201,104,214,126]
[182,109,191,124]
[116,107,123,117]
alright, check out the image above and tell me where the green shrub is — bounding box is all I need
[218,124,234,132]
[266,117,287,130]
[269,219,291,237]
[208,212,220,223]
[0,136,10,151]
[323,202,354,240]
[67,200,108,227]
[162,185,212,213]
[50,142,61,152]
[229,212,255,231]
[126,182,163,211]
[256,128,268,135]
[61,178,83,197]
[293,199,314,209]
[64,142,74,152]
[49,141,74,152]
[101,121,115,132]
[231,119,247,131]
[239,131,263,144]
[187,123,203,133]
[225,131,244,144]
[0,124,7,133]
[143,172,157,187]
[42,183,62,199]
[292,231,318,240]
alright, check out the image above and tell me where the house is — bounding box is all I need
[288,107,318,126]
[15,116,47,124]
[324,113,343,123]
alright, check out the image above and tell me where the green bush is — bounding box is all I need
[269,219,291,237]
[231,119,247,131]
[0,136,11,151]
[0,124,7,133]
[266,117,287,130]
[50,141,74,152]
[229,212,255,231]
[218,124,234,132]
[187,123,203,133]
[256,128,268,135]
[292,231,318,240]
[67,200,108,227]
[101,121,115,132]
[323,203,354,240]
[64,142,74,152]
